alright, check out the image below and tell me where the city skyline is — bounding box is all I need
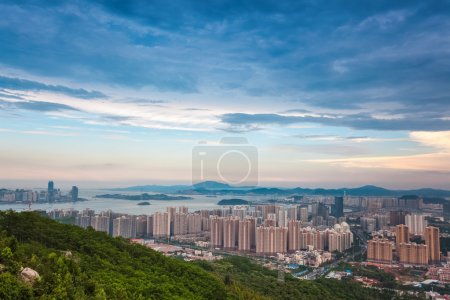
[0,1,449,188]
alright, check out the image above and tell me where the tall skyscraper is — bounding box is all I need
[425,226,440,264]
[47,181,54,202]
[333,196,344,218]
[70,186,78,202]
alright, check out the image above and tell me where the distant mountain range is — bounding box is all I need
[108,181,450,198]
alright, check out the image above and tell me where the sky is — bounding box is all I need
[0,0,449,189]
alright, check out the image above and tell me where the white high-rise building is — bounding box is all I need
[405,214,427,236]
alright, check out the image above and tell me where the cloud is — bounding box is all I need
[0,100,78,112]
[0,76,107,99]
[304,153,450,173]
[410,131,450,151]
[220,112,450,132]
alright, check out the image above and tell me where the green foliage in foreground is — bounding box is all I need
[0,211,424,299]
[0,211,226,299]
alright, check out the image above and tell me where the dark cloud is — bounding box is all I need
[221,112,450,132]
[0,100,78,112]
[0,76,107,99]
[0,1,449,118]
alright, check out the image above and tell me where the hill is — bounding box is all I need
[0,211,225,299]
[217,198,249,205]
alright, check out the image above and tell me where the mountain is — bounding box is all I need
[193,181,231,189]
[108,184,191,193]
[109,181,450,197]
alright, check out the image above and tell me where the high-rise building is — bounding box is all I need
[153,212,170,238]
[166,207,176,235]
[277,208,288,227]
[112,216,136,238]
[187,213,202,234]
[299,207,308,222]
[405,214,427,236]
[425,226,440,264]
[390,210,408,226]
[287,206,297,221]
[333,196,344,218]
[398,243,428,266]
[444,201,450,222]
[318,203,329,219]
[70,186,78,202]
[288,220,302,252]
[238,218,255,251]
[91,215,110,234]
[146,215,154,237]
[223,217,239,249]
[210,216,224,247]
[374,214,389,230]
[360,217,376,233]
[179,206,188,214]
[136,216,148,237]
[173,213,188,236]
[256,226,288,254]
[47,181,55,202]
[367,238,393,263]
[395,224,410,246]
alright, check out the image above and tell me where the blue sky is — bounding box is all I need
[0,0,449,189]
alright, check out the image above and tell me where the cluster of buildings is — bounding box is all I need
[345,195,424,211]
[0,181,79,203]
[49,196,352,257]
[367,221,441,266]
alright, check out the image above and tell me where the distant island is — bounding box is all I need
[217,198,249,205]
[137,201,151,206]
[95,193,193,201]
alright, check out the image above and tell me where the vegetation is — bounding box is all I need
[137,202,151,206]
[0,211,424,299]
[0,210,225,299]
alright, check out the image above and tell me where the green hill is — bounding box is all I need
[0,211,422,300]
[0,211,226,300]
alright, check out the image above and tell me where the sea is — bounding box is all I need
[0,189,279,215]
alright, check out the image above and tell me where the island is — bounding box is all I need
[137,201,151,206]
[95,193,193,201]
[217,198,249,205]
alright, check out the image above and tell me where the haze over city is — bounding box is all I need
[0,0,449,189]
